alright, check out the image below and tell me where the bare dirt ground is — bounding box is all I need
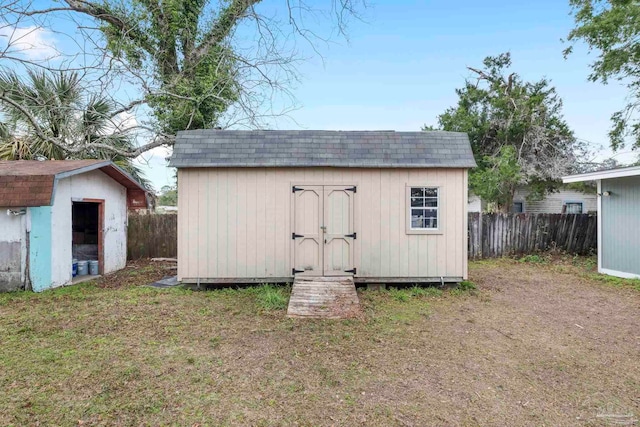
[0,257,638,426]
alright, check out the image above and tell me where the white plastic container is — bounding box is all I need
[89,260,99,276]
[77,260,88,276]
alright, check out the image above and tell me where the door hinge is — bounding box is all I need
[292,233,304,239]
[292,186,303,193]
[345,232,357,239]
[292,268,305,275]
[346,186,357,193]
[344,268,357,274]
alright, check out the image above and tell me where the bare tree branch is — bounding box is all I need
[0,0,365,159]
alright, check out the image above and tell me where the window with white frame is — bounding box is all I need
[563,202,583,214]
[409,187,438,230]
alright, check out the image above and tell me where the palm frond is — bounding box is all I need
[0,68,151,190]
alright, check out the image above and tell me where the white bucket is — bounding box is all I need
[89,260,99,276]
[77,260,89,276]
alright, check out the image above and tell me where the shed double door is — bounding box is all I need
[293,185,356,276]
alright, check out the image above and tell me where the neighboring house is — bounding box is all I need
[563,166,640,279]
[169,130,476,284]
[156,205,178,214]
[0,160,148,292]
[468,193,487,213]
[468,186,597,214]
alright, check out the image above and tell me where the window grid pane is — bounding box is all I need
[411,197,424,207]
[565,203,583,214]
[409,186,439,230]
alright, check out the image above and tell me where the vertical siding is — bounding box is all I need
[462,170,469,279]
[28,206,53,292]
[177,167,468,280]
[601,176,640,275]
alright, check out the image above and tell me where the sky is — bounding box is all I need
[3,0,636,190]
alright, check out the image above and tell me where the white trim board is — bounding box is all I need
[597,180,602,273]
[599,268,640,280]
[563,165,640,183]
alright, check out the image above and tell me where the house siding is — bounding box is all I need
[469,188,597,213]
[177,167,468,282]
[601,176,640,276]
[467,194,485,213]
[514,187,597,214]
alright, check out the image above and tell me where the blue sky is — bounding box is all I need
[6,0,634,190]
[275,0,628,138]
[141,0,632,189]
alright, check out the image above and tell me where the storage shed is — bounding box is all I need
[563,165,640,279]
[0,160,148,292]
[170,130,476,284]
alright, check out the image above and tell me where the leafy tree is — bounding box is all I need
[0,69,151,188]
[426,53,582,212]
[96,0,242,133]
[2,0,364,156]
[469,146,522,212]
[566,0,640,150]
[158,185,177,206]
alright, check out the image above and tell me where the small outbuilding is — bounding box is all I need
[169,130,476,285]
[563,166,640,279]
[0,160,148,292]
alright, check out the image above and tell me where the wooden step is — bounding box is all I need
[287,276,360,319]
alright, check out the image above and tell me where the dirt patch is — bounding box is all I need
[94,259,175,289]
[0,257,638,426]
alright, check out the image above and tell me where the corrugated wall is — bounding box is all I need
[601,176,640,276]
[177,167,468,282]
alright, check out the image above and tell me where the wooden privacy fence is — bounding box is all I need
[468,213,597,259]
[127,214,177,259]
[127,213,597,260]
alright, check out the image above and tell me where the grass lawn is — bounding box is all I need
[0,257,639,426]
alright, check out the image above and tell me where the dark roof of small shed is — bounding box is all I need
[169,130,477,168]
[0,160,147,207]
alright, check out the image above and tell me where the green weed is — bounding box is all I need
[519,254,547,264]
[388,285,443,302]
[450,280,477,296]
[588,274,640,291]
[410,285,443,297]
[388,287,410,302]
[459,280,477,291]
[571,255,597,270]
[248,284,290,311]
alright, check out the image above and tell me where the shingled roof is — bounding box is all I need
[0,160,147,208]
[169,130,476,168]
